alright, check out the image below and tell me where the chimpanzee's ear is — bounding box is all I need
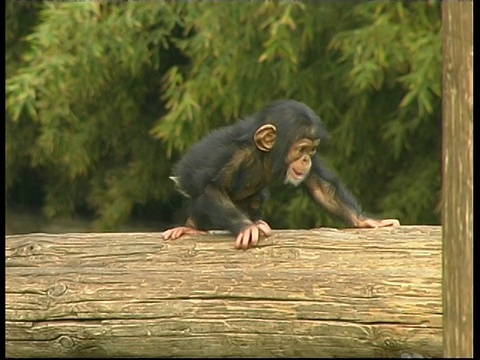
[254,124,277,152]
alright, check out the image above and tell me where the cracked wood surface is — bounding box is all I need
[6,226,442,358]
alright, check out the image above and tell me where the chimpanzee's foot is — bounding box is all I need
[162,227,208,240]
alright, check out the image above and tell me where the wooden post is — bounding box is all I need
[6,227,442,358]
[442,1,473,358]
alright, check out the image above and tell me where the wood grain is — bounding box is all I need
[442,1,473,357]
[6,226,442,358]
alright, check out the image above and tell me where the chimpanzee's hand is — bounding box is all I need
[354,218,400,228]
[254,220,272,236]
[235,221,271,250]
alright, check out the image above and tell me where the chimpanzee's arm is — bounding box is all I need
[238,189,269,222]
[195,184,255,236]
[304,157,366,226]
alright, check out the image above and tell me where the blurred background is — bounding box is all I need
[5,1,442,235]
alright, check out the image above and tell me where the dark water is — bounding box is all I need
[6,207,168,235]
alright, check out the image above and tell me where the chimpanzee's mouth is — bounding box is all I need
[291,168,306,179]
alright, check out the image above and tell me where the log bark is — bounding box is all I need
[6,226,442,358]
[441,1,473,357]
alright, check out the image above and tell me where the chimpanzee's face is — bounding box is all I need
[284,138,320,186]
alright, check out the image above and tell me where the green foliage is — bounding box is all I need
[6,1,442,230]
[6,2,181,228]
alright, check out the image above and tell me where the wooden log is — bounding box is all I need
[6,226,442,358]
[442,1,473,357]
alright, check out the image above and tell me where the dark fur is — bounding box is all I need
[172,119,254,199]
[171,99,362,235]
